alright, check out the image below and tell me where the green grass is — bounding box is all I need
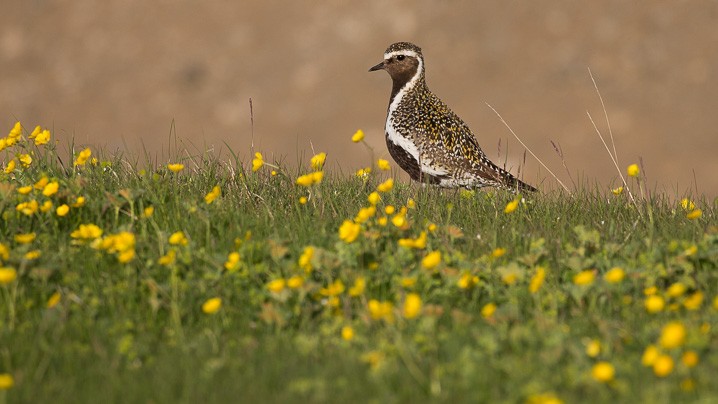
[1,132,717,403]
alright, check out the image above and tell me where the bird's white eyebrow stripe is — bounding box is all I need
[383,50,421,59]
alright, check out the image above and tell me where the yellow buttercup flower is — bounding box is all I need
[167,163,184,173]
[72,196,86,208]
[320,279,345,297]
[201,297,222,314]
[287,275,304,289]
[14,232,36,244]
[143,206,154,218]
[0,373,14,390]
[34,129,51,145]
[341,326,355,341]
[70,224,102,240]
[355,167,372,178]
[296,171,323,187]
[653,355,674,377]
[403,293,422,319]
[17,185,32,195]
[611,186,624,195]
[47,292,61,308]
[398,231,427,249]
[604,267,625,283]
[204,185,221,204]
[680,198,695,211]
[368,299,394,322]
[686,209,702,220]
[4,159,15,174]
[298,246,314,272]
[19,153,32,167]
[168,231,188,246]
[504,199,519,214]
[74,148,92,166]
[252,152,264,172]
[367,191,380,205]
[458,273,479,289]
[528,267,546,293]
[573,270,595,286]
[585,339,601,358]
[158,250,176,266]
[682,350,699,368]
[659,322,686,349]
[641,345,659,366]
[591,362,615,382]
[224,252,241,271]
[56,204,70,217]
[421,251,441,270]
[376,178,394,193]
[348,277,366,297]
[338,220,361,243]
[299,196,307,204]
[666,282,686,298]
[481,302,497,318]
[16,200,39,216]
[40,200,53,213]
[684,291,703,310]
[0,267,17,284]
[267,279,286,293]
[491,247,506,258]
[351,129,365,143]
[644,295,665,313]
[310,152,326,170]
[376,159,391,171]
[627,163,639,177]
[42,181,59,196]
[0,243,9,261]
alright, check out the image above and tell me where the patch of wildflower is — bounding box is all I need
[591,362,615,383]
[339,220,361,243]
[74,148,92,166]
[627,163,640,177]
[310,152,326,170]
[376,178,394,193]
[252,152,264,172]
[169,231,189,246]
[94,231,136,263]
[376,158,390,171]
[167,163,184,173]
[204,185,221,204]
[421,251,441,270]
[351,129,365,143]
[504,198,519,214]
[0,267,17,284]
[202,297,222,314]
[296,171,323,187]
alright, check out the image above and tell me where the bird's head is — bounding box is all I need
[369,42,424,84]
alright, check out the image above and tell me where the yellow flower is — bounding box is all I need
[367,191,380,205]
[403,293,422,319]
[4,159,16,174]
[34,129,51,145]
[16,200,39,216]
[39,200,53,213]
[401,277,417,288]
[14,232,36,244]
[73,148,92,166]
[659,322,686,349]
[72,196,86,208]
[348,277,366,296]
[368,299,394,322]
[0,373,14,390]
[376,178,394,193]
[385,205,395,215]
[204,185,221,204]
[406,198,416,209]
[201,297,222,314]
[351,129,365,143]
[19,153,32,167]
[56,204,70,217]
[526,392,564,404]
[491,247,506,258]
[642,345,659,366]
[29,125,41,139]
[644,295,665,313]
[627,163,639,177]
[298,246,314,272]
[528,267,546,293]
[504,199,519,214]
[585,339,601,358]
[271,170,277,176]
[287,275,304,289]
[71,224,102,240]
[158,250,176,266]
[354,206,376,223]
[34,177,48,190]
[338,220,361,243]
[502,273,518,286]
[421,251,441,270]
[17,185,32,195]
[47,292,61,308]
[604,267,625,283]
[167,163,184,173]
[684,291,703,310]
[377,217,388,227]
[653,355,674,377]
[0,267,17,284]
[224,252,241,271]
[143,206,154,218]
[391,215,407,228]
[0,243,9,261]
[355,167,372,178]
[376,159,391,171]
[24,250,41,260]
[458,273,479,289]
[573,270,595,286]
[341,326,355,341]
[310,152,326,170]
[427,223,437,232]
[644,286,658,296]
[682,350,699,367]
[481,302,497,318]
[591,362,615,383]
[42,181,59,196]
[686,209,702,220]
[267,279,286,293]
[611,186,624,195]
[680,198,695,211]
[252,152,264,172]
[168,231,188,246]
[398,232,427,249]
[666,282,686,298]
[296,171,323,186]
[320,280,345,297]
[299,196,307,204]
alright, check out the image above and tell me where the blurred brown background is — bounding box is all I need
[3,1,717,197]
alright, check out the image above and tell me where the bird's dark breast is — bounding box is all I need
[385,134,440,184]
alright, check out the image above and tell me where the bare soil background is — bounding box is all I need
[3,1,717,197]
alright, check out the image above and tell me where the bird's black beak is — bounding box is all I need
[369,61,385,72]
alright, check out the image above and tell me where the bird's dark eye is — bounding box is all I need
[396,55,405,61]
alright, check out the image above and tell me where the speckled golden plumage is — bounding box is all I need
[370,42,536,192]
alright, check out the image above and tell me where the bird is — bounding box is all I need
[369,42,537,193]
